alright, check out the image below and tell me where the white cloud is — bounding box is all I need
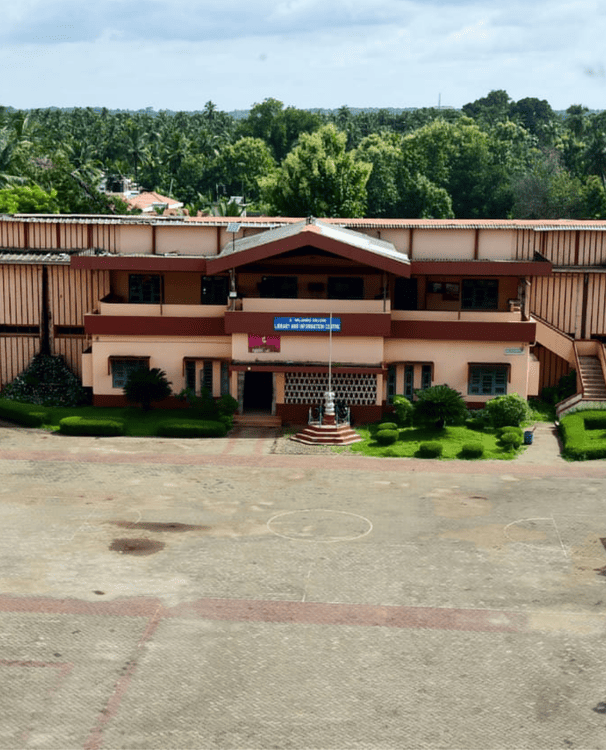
[1,0,605,111]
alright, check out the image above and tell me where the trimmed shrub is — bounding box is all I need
[392,395,414,427]
[156,420,227,438]
[460,442,485,459]
[1,354,88,407]
[500,432,522,451]
[0,399,47,427]
[466,418,485,431]
[560,411,606,460]
[583,413,606,430]
[418,441,443,458]
[484,393,530,428]
[376,429,398,446]
[59,417,125,436]
[498,425,524,439]
[377,422,398,432]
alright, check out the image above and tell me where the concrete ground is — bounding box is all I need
[1,421,606,749]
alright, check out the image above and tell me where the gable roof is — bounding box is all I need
[125,192,183,212]
[205,218,411,277]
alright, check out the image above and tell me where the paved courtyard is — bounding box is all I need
[1,423,606,749]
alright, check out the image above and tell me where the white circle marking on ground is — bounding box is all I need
[267,509,373,542]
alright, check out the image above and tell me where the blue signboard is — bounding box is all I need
[273,316,341,332]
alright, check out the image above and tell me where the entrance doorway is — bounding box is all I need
[243,371,273,412]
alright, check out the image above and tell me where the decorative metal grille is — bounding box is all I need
[284,373,377,405]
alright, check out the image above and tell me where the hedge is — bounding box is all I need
[0,399,47,427]
[418,441,443,458]
[560,411,606,460]
[460,442,484,459]
[498,425,523,438]
[500,432,522,451]
[377,422,398,432]
[376,429,398,446]
[583,413,606,430]
[59,417,125,436]
[156,420,227,438]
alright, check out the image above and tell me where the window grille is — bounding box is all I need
[284,373,377,405]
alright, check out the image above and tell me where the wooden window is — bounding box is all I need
[461,279,498,310]
[421,364,432,390]
[201,276,228,305]
[259,276,298,299]
[387,365,396,405]
[128,274,162,304]
[201,361,213,394]
[220,362,230,396]
[404,364,414,401]
[327,277,364,300]
[468,365,508,396]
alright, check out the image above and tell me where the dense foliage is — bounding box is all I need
[413,385,468,429]
[484,393,530,428]
[1,92,606,218]
[123,367,172,410]
[0,354,89,406]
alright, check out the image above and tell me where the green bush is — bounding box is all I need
[1,354,88,407]
[376,429,398,446]
[498,425,524,438]
[392,395,413,426]
[560,411,606,460]
[499,432,522,451]
[217,393,239,417]
[0,399,47,427]
[418,441,443,458]
[460,442,485,459]
[485,393,530,428]
[59,417,125,436]
[413,385,467,429]
[156,420,227,438]
[583,414,606,430]
[124,368,172,410]
[377,422,398,432]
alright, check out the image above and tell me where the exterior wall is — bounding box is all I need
[412,229,476,260]
[91,336,232,397]
[232,333,384,365]
[383,338,533,402]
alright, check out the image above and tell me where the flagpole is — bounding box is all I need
[328,312,332,395]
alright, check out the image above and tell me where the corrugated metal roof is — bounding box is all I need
[217,218,410,266]
[3,214,606,231]
[0,252,71,264]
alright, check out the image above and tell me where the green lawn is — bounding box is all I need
[1,402,224,437]
[348,423,524,460]
[560,410,606,460]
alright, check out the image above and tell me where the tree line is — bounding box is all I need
[1,91,606,219]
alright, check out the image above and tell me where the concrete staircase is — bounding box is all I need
[290,422,363,446]
[233,413,282,428]
[578,356,606,399]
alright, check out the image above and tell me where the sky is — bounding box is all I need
[2,0,605,113]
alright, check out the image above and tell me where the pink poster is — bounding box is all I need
[248,335,280,353]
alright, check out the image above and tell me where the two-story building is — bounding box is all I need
[2,213,606,423]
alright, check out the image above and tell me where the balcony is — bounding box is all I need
[97,300,227,318]
[241,298,390,314]
[391,309,522,323]
[390,309,536,343]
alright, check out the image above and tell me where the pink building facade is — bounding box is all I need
[4,213,606,423]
